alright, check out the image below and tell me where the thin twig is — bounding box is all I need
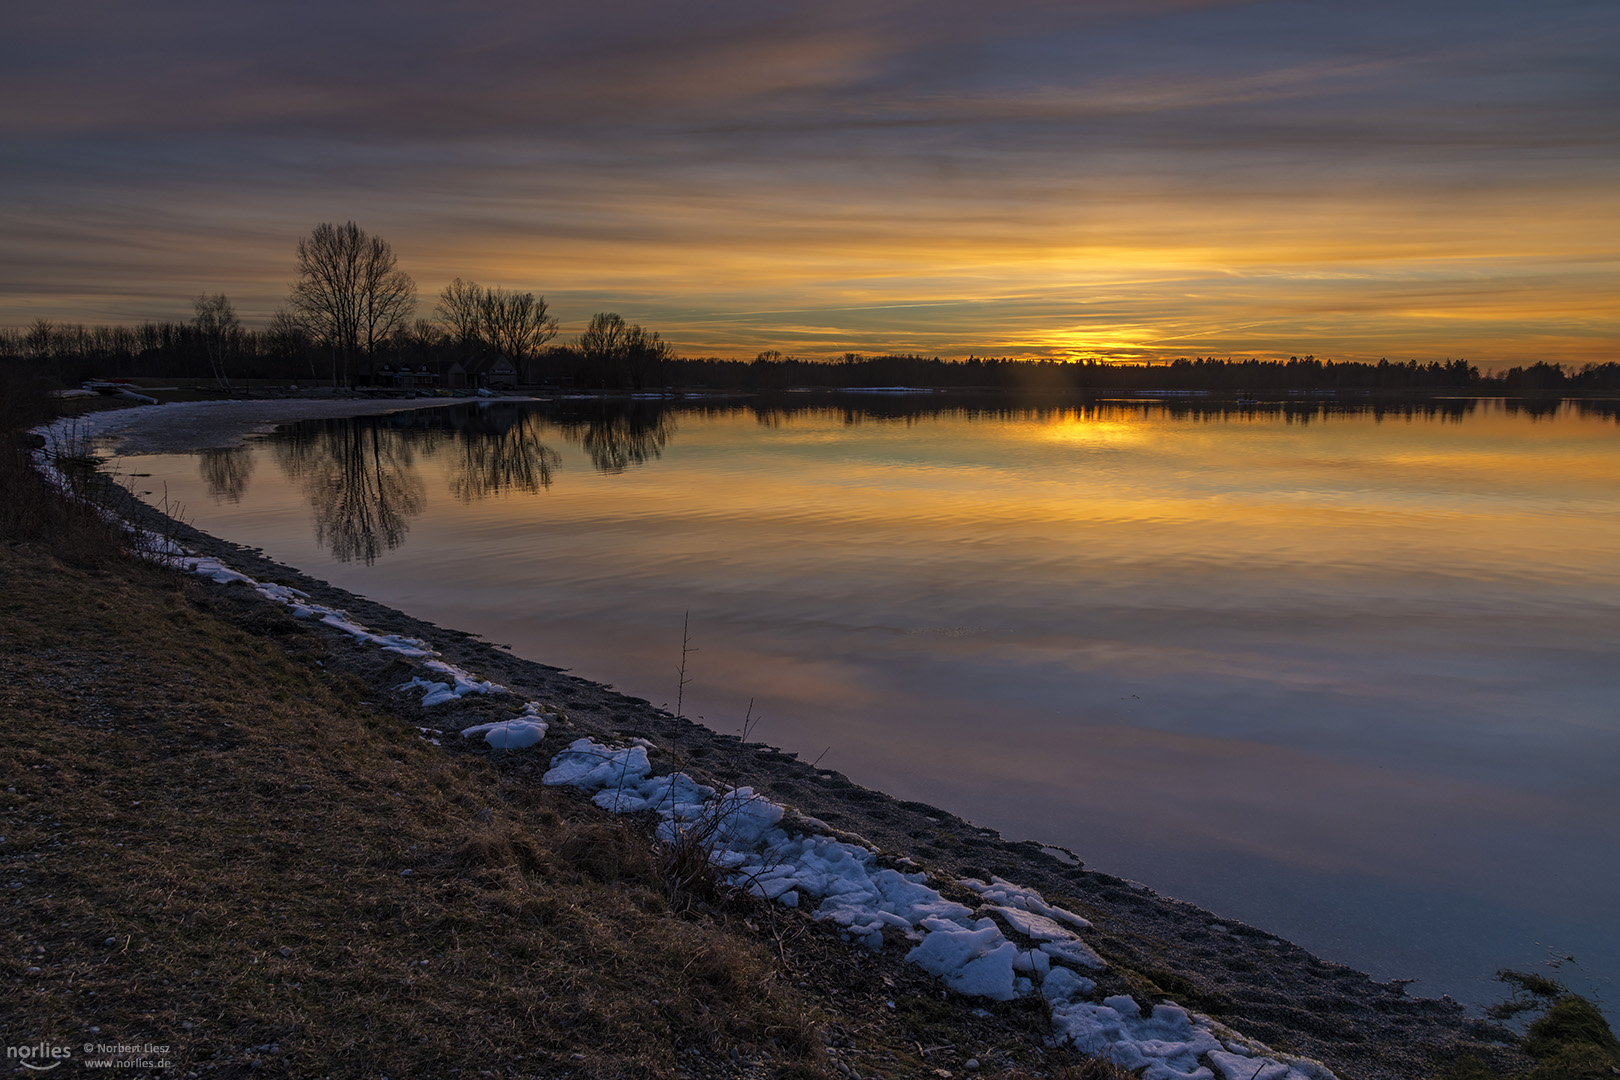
[740,697,761,742]
[674,610,695,721]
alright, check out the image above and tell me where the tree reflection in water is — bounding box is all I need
[272,419,426,565]
[198,446,255,503]
[447,412,560,502]
[262,400,680,564]
[556,403,677,474]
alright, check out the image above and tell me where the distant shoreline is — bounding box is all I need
[59,387,1620,459]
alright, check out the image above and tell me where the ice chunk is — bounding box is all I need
[421,659,505,697]
[183,556,256,585]
[397,677,457,708]
[544,738,652,790]
[906,917,1019,1000]
[963,876,1092,929]
[461,708,549,749]
[539,743,1338,1080]
[1051,997,1224,1080]
[987,903,1082,942]
[1039,937,1107,970]
[1013,947,1052,977]
[1040,965,1095,1003]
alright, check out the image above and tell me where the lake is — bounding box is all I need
[116,393,1620,1015]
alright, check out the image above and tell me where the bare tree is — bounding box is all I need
[192,293,239,389]
[23,318,55,361]
[288,221,415,387]
[577,312,672,389]
[435,277,484,344]
[408,318,448,349]
[480,287,558,380]
[266,307,318,381]
[436,279,559,383]
[577,312,631,368]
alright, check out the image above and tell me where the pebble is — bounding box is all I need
[964,1060,980,1072]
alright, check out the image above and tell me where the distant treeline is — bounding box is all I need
[2,318,1616,394]
[668,354,1620,394]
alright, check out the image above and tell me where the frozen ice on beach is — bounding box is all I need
[317,612,438,658]
[541,736,1336,1080]
[54,492,515,714]
[1054,995,1225,1080]
[396,661,507,706]
[397,673,504,708]
[542,737,1059,979]
[462,719,547,749]
[1041,964,1097,1002]
[172,552,504,702]
[179,555,256,586]
[963,875,1093,930]
[906,917,1020,999]
[422,659,504,696]
[461,702,553,749]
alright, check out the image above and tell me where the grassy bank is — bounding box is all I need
[1,381,1112,1078]
[6,383,1611,1080]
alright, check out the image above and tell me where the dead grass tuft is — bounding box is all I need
[455,819,551,874]
[555,818,659,887]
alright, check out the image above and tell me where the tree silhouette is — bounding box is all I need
[273,419,425,564]
[198,445,255,503]
[435,279,559,383]
[192,294,239,390]
[480,288,558,382]
[576,312,673,389]
[435,277,485,345]
[289,222,415,387]
[557,403,677,473]
[447,413,560,501]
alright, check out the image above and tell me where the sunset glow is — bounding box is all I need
[3,1,1616,367]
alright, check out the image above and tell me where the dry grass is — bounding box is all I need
[0,538,830,1076]
[0,371,136,568]
[0,382,1121,1079]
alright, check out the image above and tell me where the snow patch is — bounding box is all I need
[461,702,553,749]
[542,738,1336,1080]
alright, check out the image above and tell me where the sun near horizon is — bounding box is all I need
[2,2,1615,371]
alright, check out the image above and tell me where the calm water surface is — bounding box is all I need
[120,396,1620,1013]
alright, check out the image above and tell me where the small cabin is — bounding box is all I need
[446,355,517,389]
[376,364,438,389]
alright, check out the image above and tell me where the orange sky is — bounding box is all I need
[3,1,1616,369]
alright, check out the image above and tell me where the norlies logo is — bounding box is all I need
[6,1042,73,1071]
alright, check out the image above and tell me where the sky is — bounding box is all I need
[3,0,1616,367]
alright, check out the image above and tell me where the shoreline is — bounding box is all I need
[72,398,1528,1079]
